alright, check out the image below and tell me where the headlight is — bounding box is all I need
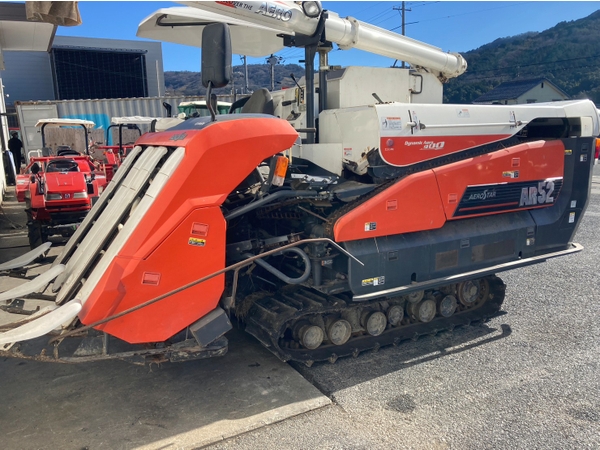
[46,193,62,200]
[73,192,88,199]
[302,1,322,18]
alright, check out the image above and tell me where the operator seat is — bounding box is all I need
[46,159,79,172]
[241,88,274,115]
[57,146,80,157]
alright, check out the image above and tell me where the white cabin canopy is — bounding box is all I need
[137,7,287,57]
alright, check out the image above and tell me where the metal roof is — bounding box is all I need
[473,78,568,103]
[111,116,160,125]
[35,118,96,128]
[0,3,56,52]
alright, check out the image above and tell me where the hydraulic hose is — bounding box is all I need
[243,247,311,284]
[225,190,319,221]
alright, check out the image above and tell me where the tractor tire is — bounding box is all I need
[26,210,48,250]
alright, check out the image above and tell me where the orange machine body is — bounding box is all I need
[334,140,565,242]
[78,117,299,343]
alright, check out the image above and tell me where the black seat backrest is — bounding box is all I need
[57,149,81,157]
[241,88,274,115]
[46,159,79,173]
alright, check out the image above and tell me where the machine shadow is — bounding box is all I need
[292,319,512,395]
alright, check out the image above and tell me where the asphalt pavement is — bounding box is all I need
[205,164,600,450]
[1,165,599,450]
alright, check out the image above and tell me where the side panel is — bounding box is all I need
[81,207,226,343]
[530,137,594,253]
[434,140,565,219]
[344,137,595,298]
[333,170,446,242]
[380,134,510,167]
[346,212,535,297]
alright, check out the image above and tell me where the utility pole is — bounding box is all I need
[267,54,280,91]
[393,2,411,68]
[242,55,249,94]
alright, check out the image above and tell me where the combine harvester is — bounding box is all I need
[0,1,596,365]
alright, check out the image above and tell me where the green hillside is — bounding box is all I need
[165,10,600,105]
[444,10,600,105]
[165,63,305,96]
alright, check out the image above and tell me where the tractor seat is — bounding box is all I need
[241,88,274,115]
[46,159,79,173]
[57,147,81,157]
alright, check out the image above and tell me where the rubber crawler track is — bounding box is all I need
[244,275,506,365]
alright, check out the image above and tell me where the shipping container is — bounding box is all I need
[16,95,235,162]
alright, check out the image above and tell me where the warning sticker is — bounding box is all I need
[188,237,206,247]
[362,276,385,287]
[502,170,520,179]
[381,117,402,130]
[365,222,377,231]
[343,147,353,158]
[456,108,470,118]
[569,212,575,224]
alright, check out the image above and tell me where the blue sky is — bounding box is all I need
[56,1,600,71]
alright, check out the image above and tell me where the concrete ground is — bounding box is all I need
[0,187,330,450]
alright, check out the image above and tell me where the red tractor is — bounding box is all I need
[16,119,108,248]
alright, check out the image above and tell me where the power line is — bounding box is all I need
[389,2,528,31]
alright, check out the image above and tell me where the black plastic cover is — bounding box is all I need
[201,23,232,88]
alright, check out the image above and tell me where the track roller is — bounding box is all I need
[361,311,387,336]
[407,296,437,323]
[326,317,352,345]
[386,305,404,326]
[294,322,325,350]
[437,294,458,318]
[458,279,490,306]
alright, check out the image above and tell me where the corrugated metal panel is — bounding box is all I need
[55,96,203,131]
[16,95,234,132]
[15,95,236,154]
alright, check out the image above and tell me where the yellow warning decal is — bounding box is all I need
[565,149,572,155]
[188,237,206,247]
[361,276,385,287]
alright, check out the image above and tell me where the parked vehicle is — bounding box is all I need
[16,119,108,248]
[177,100,232,118]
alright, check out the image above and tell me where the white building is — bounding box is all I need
[473,78,569,105]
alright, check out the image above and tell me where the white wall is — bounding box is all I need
[517,82,568,104]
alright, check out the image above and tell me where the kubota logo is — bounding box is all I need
[169,132,187,141]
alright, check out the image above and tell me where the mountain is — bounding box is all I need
[444,10,600,104]
[165,10,600,105]
[165,63,305,96]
